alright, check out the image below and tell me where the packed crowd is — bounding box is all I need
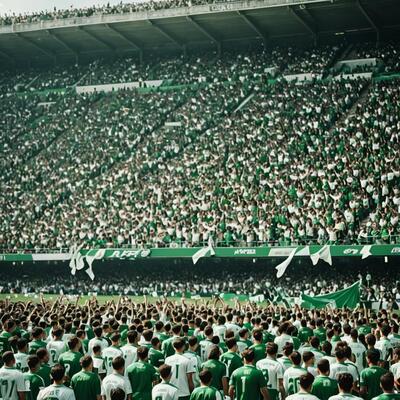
[0,289,400,400]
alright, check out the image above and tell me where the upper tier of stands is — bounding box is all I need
[0,43,399,251]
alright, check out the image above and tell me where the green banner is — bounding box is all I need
[301,281,361,309]
[0,244,399,262]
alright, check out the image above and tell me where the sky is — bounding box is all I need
[0,0,134,15]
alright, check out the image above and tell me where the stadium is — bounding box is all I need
[0,0,400,399]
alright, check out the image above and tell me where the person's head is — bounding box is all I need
[16,338,28,353]
[242,349,255,365]
[80,355,93,371]
[299,373,314,392]
[381,324,391,338]
[142,329,153,342]
[112,356,125,374]
[127,330,138,345]
[366,333,376,348]
[159,364,172,382]
[2,351,15,367]
[208,346,220,361]
[317,358,330,376]
[302,351,315,367]
[366,349,380,366]
[199,369,212,386]
[289,351,302,366]
[110,387,126,400]
[137,346,149,362]
[53,328,64,340]
[51,364,66,384]
[92,344,101,356]
[380,373,395,393]
[266,342,278,358]
[337,373,354,393]
[253,329,263,343]
[283,343,294,357]
[188,336,198,351]
[310,336,320,349]
[321,341,332,356]
[94,326,103,338]
[36,348,50,363]
[334,347,346,362]
[68,337,81,352]
[27,355,41,373]
[111,333,120,346]
[204,326,213,338]
[173,338,185,354]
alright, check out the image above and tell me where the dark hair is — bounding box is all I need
[80,355,93,369]
[337,373,354,392]
[159,364,172,380]
[253,329,263,342]
[302,351,315,364]
[317,358,330,374]
[110,387,126,400]
[93,344,101,354]
[16,338,27,351]
[68,337,80,350]
[173,338,185,350]
[380,372,394,392]
[112,356,125,371]
[208,346,220,360]
[137,346,149,361]
[143,330,153,342]
[127,330,138,344]
[27,355,40,370]
[111,333,121,343]
[266,342,278,356]
[283,343,294,356]
[242,349,255,363]
[300,373,314,390]
[225,338,237,350]
[2,351,14,365]
[51,364,66,381]
[36,348,48,361]
[290,351,302,366]
[366,349,380,364]
[188,336,198,347]
[199,369,212,385]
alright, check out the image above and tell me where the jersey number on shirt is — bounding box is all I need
[0,379,15,399]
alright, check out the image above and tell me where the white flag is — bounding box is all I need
[85,249,105,280]
[310,245,332,266]
[192,244,215,265]
[360,245,372,260]
[275,247,297,278]
[69,244,84,275]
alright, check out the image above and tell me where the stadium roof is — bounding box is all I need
[0,0,399,66]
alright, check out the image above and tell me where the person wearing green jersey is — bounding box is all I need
[71,355,101,400]
[311,359,338,400]
[0,320,16,355]
[283,351,308,396]
[29,328,47,356]
[278,343,295,373]
[249,330,266,364]
[0,351,26,400]
[360,349,387,400]
[328,373,363,400]
[152,364,179,400]
[127,346,158,400]
[24,355,45,400]
[371,372,400,400]
[286,373,319,400]
[298,321,314,345]
[37,364,75,400]
[162,326,183,359]
[36,348,52,387]
[201,346,228,397]
[256,342,285,400]
[314,320,327,344]
[149,337,165,369]
[220,338,243,379]
[154,322,170,344]
[59,337,83,384]
[229,348,269,400]
[190,370,223,400]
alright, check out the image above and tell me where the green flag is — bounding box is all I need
[301,281,360,309]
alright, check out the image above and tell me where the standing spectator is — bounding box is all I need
[71,355,101,400]
[190,370,223,400]
[311,359,338,400]
[37,364,76,400]
[101,357,132,400]
[360,350,387,400]
[152,364,179,400]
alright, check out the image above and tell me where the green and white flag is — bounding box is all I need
[192,243,215,265]
[275,247,297,278]
[310,244,332,266]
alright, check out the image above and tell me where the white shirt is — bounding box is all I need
[274,334,294,355]
[213,325,227,341]
[0,366,26,400]
[165,353,195,397]
[88,337,109,355]
[199,339,213,362]
[101,371,132,400]
[348,342,366,374]
[284,366,308,394]
[121,344,138,369]
[14,352,29,373]
[375,338,392,361]
[330,362,358,382]
[47,340,67,367]
[152,381,179,400]
[102,346,124,375]
[37,384,76,400]
[256,357,284,391]
[329,393,363,400]
[286,391,319,400]
[183,351,202,388]
[225,323,241,338]
[390,362,400,380]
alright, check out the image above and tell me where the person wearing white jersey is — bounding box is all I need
[375,325,393,362]
[101,356,132,400]
[225,314,240,339]
[14,339,29,373]
[389,348,400,380]
[164,338,195,399]
[278,343,295,372]
[0,351,26,400]
[330,347,358,383]
[47,328,67,367]
[286,373,320,400]
[198,327,214,363]
[37,364,76,400]
[213,316,227,342]
[152,364,179,400]
[274,322,294,355]
[121,330,138,371]
[183,337,201,388]
[256,342,284,400]
[88,327,109,356]
[348,330,366,375]
[328,373,363,400]
[102,334,123,375]
[284,351,308,396]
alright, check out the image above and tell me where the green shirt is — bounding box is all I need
[162,336,180,358]
[0,331,12,354]
[201,359,227,391]
[127,360,158,400]
[59,351,82,380]
[311,375,338,400]
[149,348,165,368]
[190,385,221,400]
[298,327,313,344]
[248,344,266,364]
[24,372,45,400]
[229,365,267,400]
[37,363,51,387]
[71,370,101,400]
[372,394,400,400]
[313,327,327,343]
[220,351,243,378]
[360,366,387,400]
[29,340,47,355]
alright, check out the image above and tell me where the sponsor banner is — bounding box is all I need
[1,245,399,262]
